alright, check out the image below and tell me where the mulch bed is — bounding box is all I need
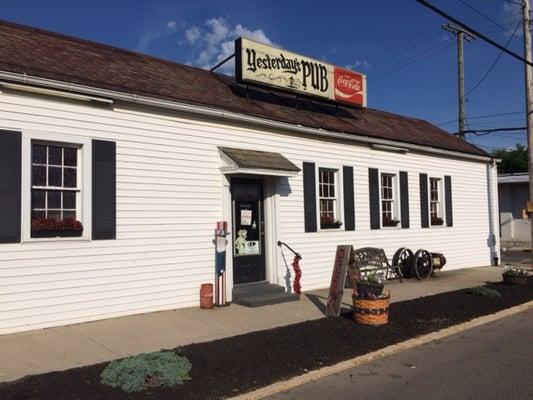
[1,279,532,400]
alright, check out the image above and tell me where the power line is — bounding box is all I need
[466,20,522,96]
[437,111,525,126]
[369,43,455,81]
[457,0,515,34]
[454,126,527,135]
[415,0,533,67]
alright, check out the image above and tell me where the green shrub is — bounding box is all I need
[467,286,501,298]
[100,351,191,393]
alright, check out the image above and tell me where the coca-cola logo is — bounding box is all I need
[337,75,361,91]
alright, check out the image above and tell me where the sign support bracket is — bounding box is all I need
[210,53,235,72]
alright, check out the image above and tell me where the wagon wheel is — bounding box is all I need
[412,249,433,280]
[392,247,413,279]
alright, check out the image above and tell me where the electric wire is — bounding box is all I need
[466,20,522,96]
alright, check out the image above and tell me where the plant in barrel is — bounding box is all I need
[355,271,384,298]
[502,267,530,285]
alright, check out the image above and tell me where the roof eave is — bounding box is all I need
[0,70,493,163]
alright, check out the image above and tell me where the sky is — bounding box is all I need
[0,0,529,152]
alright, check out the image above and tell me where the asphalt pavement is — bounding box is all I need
[266,308,533,400]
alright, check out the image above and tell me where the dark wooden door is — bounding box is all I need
[232,179,266,284]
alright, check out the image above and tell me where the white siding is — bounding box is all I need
[0,91,498,334]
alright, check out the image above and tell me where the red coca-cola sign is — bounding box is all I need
[334,67,365,106]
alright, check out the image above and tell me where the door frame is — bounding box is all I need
[222,174,280,298]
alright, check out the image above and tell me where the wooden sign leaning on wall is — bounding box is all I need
[325,245,360,317]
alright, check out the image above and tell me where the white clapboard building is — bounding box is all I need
[0,21,499,334]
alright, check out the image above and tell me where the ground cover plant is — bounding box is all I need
[1,279,531,400]
[100,351,191,393]
[467,286,502,298]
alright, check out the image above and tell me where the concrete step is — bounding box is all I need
[233,282,285,297]
[233,283,299,307]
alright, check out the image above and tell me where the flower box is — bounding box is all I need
[320,217,342,230]
[431,217,444,226]
[31,218,83,238]
[382,217,399,227]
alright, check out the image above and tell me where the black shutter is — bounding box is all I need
[445,175,453,227]
[0,130,21,243]
[343,166,355,231]
[303,162,317,232]
[419,173,429,228]
[92,140,116,240]
[368,168,380,230]
[399,171,410,228]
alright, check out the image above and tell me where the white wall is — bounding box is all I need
[499,182,530,246]
[0,91,498,334]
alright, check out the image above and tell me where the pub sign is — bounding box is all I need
[235,37,367,107]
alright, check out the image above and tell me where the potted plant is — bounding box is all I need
[355,271,384,297]
[320,216,342,229]
[502,267,530,285]
[431,216,444,226]
[31,218,83,238]
[382,216,400,227]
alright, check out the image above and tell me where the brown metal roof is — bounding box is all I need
[219,147,301,172]
[0,20,488,157]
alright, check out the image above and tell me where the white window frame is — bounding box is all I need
[379,171,400,229]
[21,131,92,242]
[316,165,344,231]
[429,176,445,227]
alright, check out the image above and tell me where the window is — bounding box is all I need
[429,177,444,226]
[31,143,79,221]
[381,173,399,227]
[319,168,341,229]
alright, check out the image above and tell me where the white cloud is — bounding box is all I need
[182,17,273,74]
[166,20,177,33]
[135,20,181,51]
[500,1,522,38]
[345,60,372,72]
[185,26,201,44]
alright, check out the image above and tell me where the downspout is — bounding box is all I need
[0,70,492,163]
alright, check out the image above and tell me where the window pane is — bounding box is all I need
[32,166,46,186]
[32,210,45,220]
[64,168,77,188]
[64,148,77,166]
[48,210,61,221]
[32,144,47,164]
[48,166,62,187]
[63,210,76,220]
[32,190,46,209]
[48,146,62,166]
[47,190,61,209]
[63,191,76,209]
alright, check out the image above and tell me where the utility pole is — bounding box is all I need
[442,23,476,139]
[523,0,533,251]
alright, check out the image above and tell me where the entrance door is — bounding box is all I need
[231,178,266,284]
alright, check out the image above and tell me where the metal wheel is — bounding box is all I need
[412,249,433,280]
[392,247,413,278]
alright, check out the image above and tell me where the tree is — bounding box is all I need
[491,144,528,174]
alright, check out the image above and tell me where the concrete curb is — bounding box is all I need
[229,300,533,400]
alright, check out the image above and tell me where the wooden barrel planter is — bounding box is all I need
[200,283,214,309]
[353,295,390,326]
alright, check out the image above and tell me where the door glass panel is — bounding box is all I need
[234,200,261,256]
[232,182,262,257]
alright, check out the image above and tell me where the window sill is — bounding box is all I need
[381,226,401,230]
[318,227,344,232]
[22,235,92,243]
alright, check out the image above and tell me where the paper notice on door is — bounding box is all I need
[245,240,259,255]
[241,209,252,225]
